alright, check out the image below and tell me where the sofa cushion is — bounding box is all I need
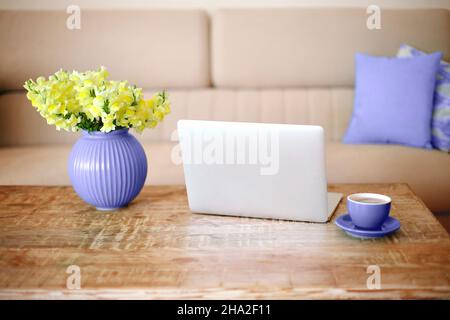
[0,9,210,90]
[212,8,450,88]
[326,143,450,213]
[0,143,184,186]
[0,142,448,212]
[343,52,442,148]
[397,44,450,152]
[0,89,354,146]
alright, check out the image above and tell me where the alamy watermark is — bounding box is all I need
[66,5,81,30]
[66,264,81,289]
[366,265,381,289]
[170,129,280,175]
[366,5,381,30]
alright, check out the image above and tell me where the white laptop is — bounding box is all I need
[177,120,342,222]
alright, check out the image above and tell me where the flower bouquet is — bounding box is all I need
[24,67,170,210]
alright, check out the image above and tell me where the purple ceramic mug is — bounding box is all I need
[347,193,391,230]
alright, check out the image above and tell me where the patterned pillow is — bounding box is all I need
[397,44,450,152]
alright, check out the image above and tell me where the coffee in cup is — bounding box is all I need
[351,197,387,204]
[347,193,391,229]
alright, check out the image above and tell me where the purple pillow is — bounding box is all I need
[397,44,450,152]
[343,52,442,148]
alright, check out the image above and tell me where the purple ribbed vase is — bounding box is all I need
[68,129,147,211]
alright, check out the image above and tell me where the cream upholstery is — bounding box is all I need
[0,143,184,186]
[0,10,210,90]
[0,89,354,145]
[0,8,449,212]
[0,142,448,212]
[326,143,450,213]
[212,8,450,87]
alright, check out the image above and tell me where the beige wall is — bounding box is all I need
[0,0,449,10]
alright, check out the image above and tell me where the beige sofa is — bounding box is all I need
[0,8,449,212]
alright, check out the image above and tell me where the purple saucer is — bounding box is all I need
[335,214,400,239]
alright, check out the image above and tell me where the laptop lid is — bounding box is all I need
[177,120,329,222]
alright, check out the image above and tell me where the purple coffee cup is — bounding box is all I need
[347,193,391,230]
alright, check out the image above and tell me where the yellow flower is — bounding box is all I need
[100,113,116,132]
[23,67,170,133]
[93,96,105,108]
[85,104,103,119]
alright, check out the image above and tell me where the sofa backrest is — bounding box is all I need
[0,8,449,146]
[212,8,450,88]
[0,9,210,90]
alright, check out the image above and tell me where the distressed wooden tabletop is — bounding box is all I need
[0,184,448,299]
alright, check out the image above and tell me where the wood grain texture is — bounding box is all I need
[0,184,448,299]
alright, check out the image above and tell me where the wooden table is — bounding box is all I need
[0,184,449,299]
